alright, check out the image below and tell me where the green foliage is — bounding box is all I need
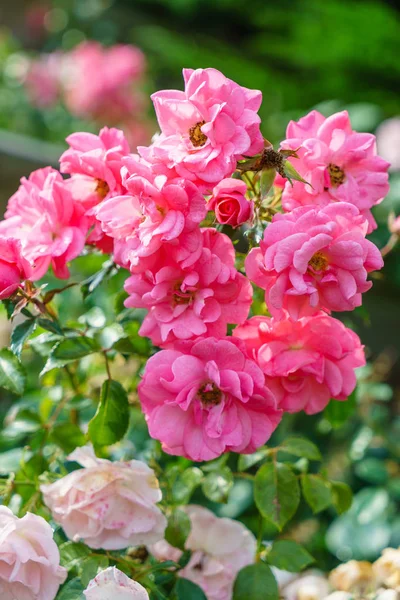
[301,474,333,514]
[88,380,130,447]
[254,462,300,530]
[174,578,207,600]
[165,508,191,550]
[0,349,26,395]
[233,564,279,600]
[266,540,314,572]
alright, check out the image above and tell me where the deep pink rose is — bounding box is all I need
[0,168,88,280]
[124,228,253,346]
[0,506,67,600]
[234,313,365,414]
[41,445,166,550]
[280,110,390,232]
[0,237,34,299]
[208,178,253,227]
[246,202,383,319]
[138,336,282,461]
[139,68,263,190]
[150,505,256,600]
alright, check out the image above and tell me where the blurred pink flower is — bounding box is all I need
[0,167,88,279]
[150,505,256,600]
[234,313,365,414]
[138,336,281,461]
[0,506,67,600]
[208,178,253,227]
[84,567,149,600]
[246,202,383,319]
[281,110,390,231]
[140,68,263,190]
[41,445,166,550]
[124,228,253,346]
[376,117,400,171]
[25,53,61,108]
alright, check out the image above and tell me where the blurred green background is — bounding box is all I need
[0,0,399,569]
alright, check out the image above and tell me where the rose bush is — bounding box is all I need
[0,64,393,600]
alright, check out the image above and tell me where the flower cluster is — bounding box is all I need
[0,66,389,466]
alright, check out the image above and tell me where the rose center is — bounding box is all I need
[172,282,194,306]
[328,163,345,187]
[95,179,110,199]
[189,121,207,147]
[198,382,222,406]
[308,251,328,272]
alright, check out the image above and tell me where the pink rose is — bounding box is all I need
[0,237,34,299]
[139,68,263,190]
[234,313,365,414]
[40,445,166,550]
[138,336,282,461]
[280,110,390,232]
[376,118,400,171]
[84,567,149,600]
[208,178,253,227]
[0,506,67,600]
[124,228,253,346]
[246,202,383,319]
[0,167,89,280]
[150,505,256,600]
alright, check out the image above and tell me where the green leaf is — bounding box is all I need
[260,168,276,199]
[331,481,353,514]
[79,556,109,588]
[301,474,333,513]
[175,578,207,600]
[57,577,85,600]
[282,160,309,186]
[267,540,314,572]
[10,319,36,357]
[238,448,269,471]
[41,337,100,375]
[324,391,357,428]
[50,423,86,454]
[280,437,322,461]
[59,541,90,571]
[0,349,26,394]
[233,563,279,600]
[165,508,191,550]
[88,380,130,447]
[172,467,204,504]
[37,317,64,336]
[202,466,233,503]
[254,462,300,530]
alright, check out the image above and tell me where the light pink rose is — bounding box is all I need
[0,237,35,299]
[0,167,89,280]
[139,68,263,190]
[150,505,256,600]
[138,336,282,461]
[40,445,166,550]
[84,567,149,600]
[124,228,253,346]
[208,178,253,227]
[245,202,383,319]
[376,117,400,171]
[234,313,365,414]
[280,110,390,232]
[95,156,206,271]
[0,506,67,600]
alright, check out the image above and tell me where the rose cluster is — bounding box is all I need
[0,67,389,460]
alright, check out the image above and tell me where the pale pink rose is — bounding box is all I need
[376,118,400,171]
[281,572,330,600]
[139,68,263,190]
[61,42,145,122]
[84,567,149,600]
[0,506,67,600]
[0,237,36,299]
[150,505,256,600]
[280,110,390,232]
[208,178,253,227]
[124,228,253,346]
[40,445,166,550]
[245,202,383,319]
[138,336,282,461]
[0,167,88,279]
[234,313,365,414]
[95,157,206,271]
